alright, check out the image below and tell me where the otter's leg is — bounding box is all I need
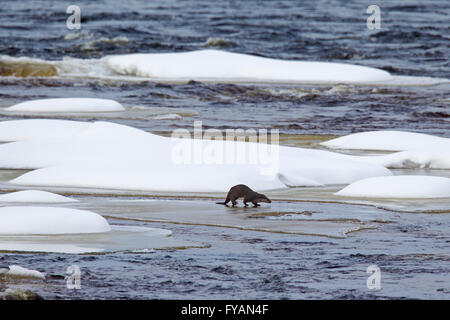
[231,196,237,207]
[252,202,260,207]
[243,196,250,207]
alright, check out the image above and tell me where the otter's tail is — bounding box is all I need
[216,201,227,205]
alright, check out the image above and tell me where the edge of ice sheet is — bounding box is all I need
[335,175,450,199]
[0,225,198,254]
[0,243,103,254]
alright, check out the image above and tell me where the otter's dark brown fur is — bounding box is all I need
[216,184,272,207]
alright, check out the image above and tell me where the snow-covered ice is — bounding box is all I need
[357,149,450,170]
[0,190,78,203]
[2,54,448,86]
[321,130,450,151]
[0,119,89,142]
[335,176,450,199]
[108,49,393,83]
[2,120,391,192]
[5,98,124,113]
[3,120,450,192]
[321,130,450,169]
[0,207,111,234]
[0,265,46,279]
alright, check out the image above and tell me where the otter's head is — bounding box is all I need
[256,194,272,203]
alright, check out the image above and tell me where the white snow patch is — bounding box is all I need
[356,149,450,170]
[0,119,89,142]
[2,120,391,192]
[0,190,77,203]
[107,49,392,83]
[1,265,45,279]
[2,54,448,86]
[5,98,124,113]
[335,176,450,199]
[321,131,450,151]
[0,243,102,254]
[151,113,182,120]
[11,164,286,192]
[0,207,111,234]
[131,248,156,253]
[320,131,450,170]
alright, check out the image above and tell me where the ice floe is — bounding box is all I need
[107,49,393,83]
[321,131,450,170]
[335,176,450,199]
[1,120,391,191]
[0,190,77,203]
[0,207,111,234]
[357,149,450,170]
[2,54,448,86]
[4,120,450,193]
[0,265,45,279]
[321,130,450,151]
[4,98,124,113]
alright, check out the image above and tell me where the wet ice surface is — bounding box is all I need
[79,199,372,238]
[0,225,203,254]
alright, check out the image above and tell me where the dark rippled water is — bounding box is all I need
[0,0,449,136]
[1,214,449,300]
[1,0,449,77]
[0,0,449,300]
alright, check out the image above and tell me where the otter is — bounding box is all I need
[216,184,272,207]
